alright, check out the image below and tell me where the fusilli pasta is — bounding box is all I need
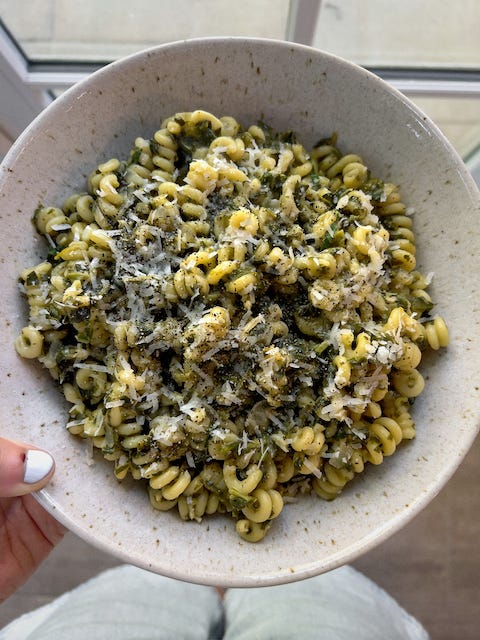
[16,110,448,542]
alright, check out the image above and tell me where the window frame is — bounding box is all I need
[1,5,479,154]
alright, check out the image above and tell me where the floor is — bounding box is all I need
[0,433,478,639]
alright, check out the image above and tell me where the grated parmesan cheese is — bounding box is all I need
[16,110,448,543]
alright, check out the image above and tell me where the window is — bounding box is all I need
[1,0,479,180]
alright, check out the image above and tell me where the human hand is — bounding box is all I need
[0,437,66,602]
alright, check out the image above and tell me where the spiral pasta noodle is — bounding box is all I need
[16,110,448,542]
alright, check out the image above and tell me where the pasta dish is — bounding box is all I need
[16,110,448,541]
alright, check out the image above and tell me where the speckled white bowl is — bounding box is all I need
[1,38,479,587]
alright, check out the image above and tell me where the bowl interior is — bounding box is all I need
[1,38,479,586]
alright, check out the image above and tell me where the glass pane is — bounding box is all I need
[0,0,290,63]
[406,95,480,160]
[314,0,480,69]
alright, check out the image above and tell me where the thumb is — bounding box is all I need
[0,437,55,497]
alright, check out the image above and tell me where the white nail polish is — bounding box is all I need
[24,450,54,484]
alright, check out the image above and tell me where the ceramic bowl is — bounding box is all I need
[1,38,479,587]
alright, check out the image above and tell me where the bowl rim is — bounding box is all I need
[2,36,479,586]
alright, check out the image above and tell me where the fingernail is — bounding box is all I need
[24,450,54,484]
